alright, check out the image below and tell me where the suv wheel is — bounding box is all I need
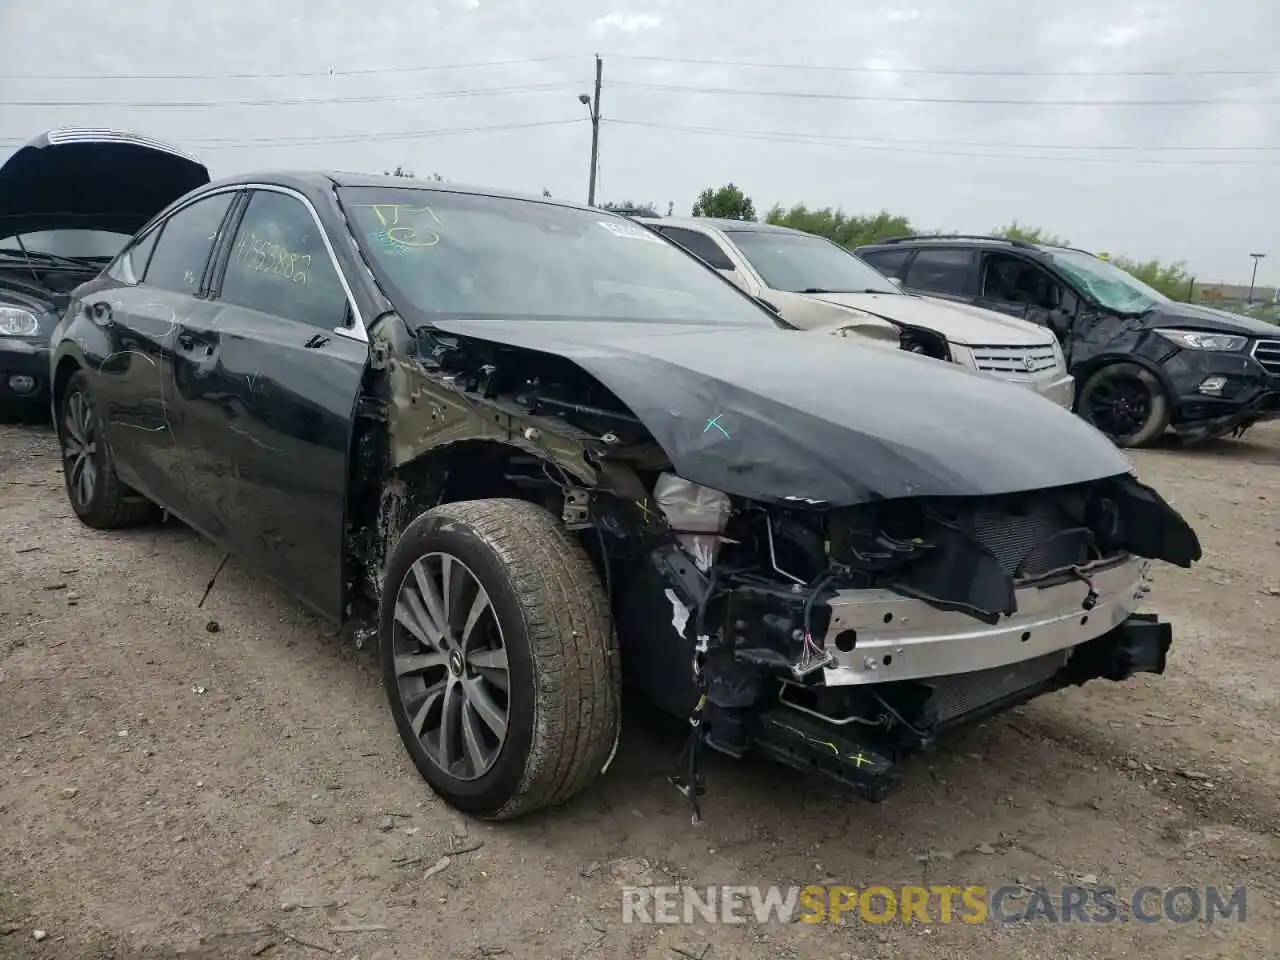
[379,498,620,819]
[1077,362,1170,448]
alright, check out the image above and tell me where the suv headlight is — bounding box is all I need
[0,305,40,337]
[1155,328,1247,352]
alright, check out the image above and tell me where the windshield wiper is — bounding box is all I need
[798,287,896,295]
[0,248,108,270]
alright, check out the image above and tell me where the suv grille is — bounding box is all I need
[1253,339,1280,376]
[970,344,1060,376]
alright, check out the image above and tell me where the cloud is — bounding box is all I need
[0,0,1276,280]
[590,11,662,35]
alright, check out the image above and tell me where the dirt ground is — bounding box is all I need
[1,419,1277,960]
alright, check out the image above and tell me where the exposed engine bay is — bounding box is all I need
[349,319,1202,819]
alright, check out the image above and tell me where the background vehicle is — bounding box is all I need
[51,173,1198,821]
[636,216,1074,408]
[857,235,1280,447]
[0,128,210,417]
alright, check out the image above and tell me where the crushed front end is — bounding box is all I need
[368,318,1201,820]
[631,471,1199,815]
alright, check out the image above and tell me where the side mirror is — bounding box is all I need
[753,295,781,315]
[718,268,749,291]
[889,277,904,289]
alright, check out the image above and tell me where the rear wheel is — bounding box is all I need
[379,497,620,819]
[1077,362,1170,448]
[58,370,160,529]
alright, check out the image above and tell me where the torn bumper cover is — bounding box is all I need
[646,469,1197,805]
[751,613,1172,798]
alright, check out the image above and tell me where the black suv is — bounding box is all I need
[857,235,1280,447]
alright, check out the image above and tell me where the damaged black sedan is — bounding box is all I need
[50,172,1202,820]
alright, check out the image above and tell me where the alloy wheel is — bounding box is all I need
[1083,374,1153,440]
[391,553,510,781]
[62,390,99,509]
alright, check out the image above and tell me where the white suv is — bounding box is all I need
[637,216,1075,408]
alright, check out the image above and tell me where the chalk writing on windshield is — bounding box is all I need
[352,204,444,249]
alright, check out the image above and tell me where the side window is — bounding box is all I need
[903,248,973,296]
[860,248,911,279]
[658,227,736,271]
[220,190,347,330]
[106,228,160,286]
[144,193,235,295]
[981,253,1063,310]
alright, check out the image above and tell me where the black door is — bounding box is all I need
[84,190,237,514]
[169,187,368,620]
[977,251,1078,346]
[900,247,977,303]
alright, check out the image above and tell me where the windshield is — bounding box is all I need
[339,187,778,326]
[0,229,130,261]
[1045,248,1167,314]
[724,229,900,295]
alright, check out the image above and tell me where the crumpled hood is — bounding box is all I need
[0,128,210,237]
[432,317,1131,505]
[806,291,1053,346]
[1145,302,1280,337]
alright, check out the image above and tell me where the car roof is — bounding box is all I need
[857,234,1097,257]
[196,170,602,214]
[635,215,806,236]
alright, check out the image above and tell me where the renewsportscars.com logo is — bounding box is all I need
[621,884,1248,925]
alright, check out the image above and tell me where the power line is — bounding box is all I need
[0,119,584,151]
[608,81,1280,106]
[3,82,579,109]
[11,51,1276,82]
[603,119,1280,164]
[608,53,1280,78]
[606,118,1280,153]
[0,55,580,82]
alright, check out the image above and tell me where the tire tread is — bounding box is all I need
[400,498,620,819]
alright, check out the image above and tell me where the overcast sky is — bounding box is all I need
[2,0,1277,282]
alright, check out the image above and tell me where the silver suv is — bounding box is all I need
[637,216,1074,407]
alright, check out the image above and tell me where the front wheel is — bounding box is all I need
[379,497,620,820]
[1077,362,1171,448]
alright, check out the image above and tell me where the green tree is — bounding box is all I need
[992,221,1071,246]
[765,204,913,248]
[691,183,756,220]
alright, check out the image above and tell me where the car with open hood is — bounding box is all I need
[635,216,1074,408]
[0,128,210,415]
[50,172,1200,820]
[857,235,1280,447]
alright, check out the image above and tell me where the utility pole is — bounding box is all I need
[578,56,602,207]
[1247,252,1265,304]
